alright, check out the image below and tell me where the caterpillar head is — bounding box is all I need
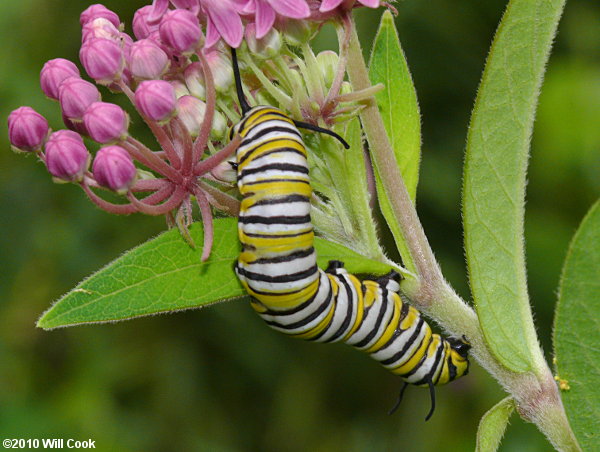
[447,335,471,379]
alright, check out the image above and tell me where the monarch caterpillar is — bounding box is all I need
[230,48,470,420]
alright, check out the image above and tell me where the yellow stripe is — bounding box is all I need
[399,306,421,331]
[241,107,293,131]
[292,274,338,339]
[247,278,319,309]
[435,342,452,384]
[364,293,402,353]
[237,140,306,170]
[240,229,314,254]
[362,280,380,309]
[239,230,314,255]
[239,180,311,199]
[390,327,432,375]
[243,111,294,131]
[343,274,364,340]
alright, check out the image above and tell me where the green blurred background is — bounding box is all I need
[1,0,598,450]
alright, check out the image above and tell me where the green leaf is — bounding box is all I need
[368,10,421,273]
[308,117,383,260]
[341,117,382,259]
[462,0,566,373]
[38,218,393,330]
[553,200,600,451]
[476,397,515,452]
[37,219,243,330]
[368,10,421,201]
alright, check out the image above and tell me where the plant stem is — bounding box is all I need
[345,23,443,304]
[344,16,580,452]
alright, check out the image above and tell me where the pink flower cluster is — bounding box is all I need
[7,3,244,260]
[145,0,381,47]
[7,0,383,259]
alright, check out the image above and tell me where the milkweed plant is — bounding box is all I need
[7,0,597,450]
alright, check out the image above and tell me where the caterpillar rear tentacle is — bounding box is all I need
[230,47,470,420]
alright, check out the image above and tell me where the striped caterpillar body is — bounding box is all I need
[230,50,470,420]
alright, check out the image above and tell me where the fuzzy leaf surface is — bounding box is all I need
[554,201,600,451]
[38,218,392,329]
[463,0,566,372]
[476,397,515,452]
[368,10,421,272]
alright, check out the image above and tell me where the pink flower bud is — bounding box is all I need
[58,76,101,120]
[120,32,134,60]
[44,130,90,182]
[171,79,190,98]
[62,113,89,136]
[80,4,120,28]
[106,68,132,93]
[83,101,129,143]
[171,0,201,14]
[184,50,232,99]
[176,95,226,139]
[211,159,236,183]
[159,10,202,55]
[183,62,205,99]
[176,95,205,138]
[245,24,281,59]
[8,106,49,152]
[79,38,125,85]
[93,145,136,193]
[128,39,169,80]
[134,80,177,123]
[40,58,80,100]
[132,5,158,40]
[81,17,121,42]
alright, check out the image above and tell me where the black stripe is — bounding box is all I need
[398,336,432,379]
[248,284,307,297]
[447,355,458,381]
[414,340,446,385]
[248,247,314,265]
[241,125,302,148]
[239,146,306,169]
[376,300,411,352]
[249,194,310,207]
[242,110,292,130]
[240,108,291,132]
[264,281,333,331]
[240,162,308,178]
[238,214,311,225]
[379,317,425,366]
[238,139,303,166]
[353,285,389,348]
[325,275,356,343]
[260,273,323,316]
[237,264,318,283]
[399,299,409,321]
[242,178,310,187]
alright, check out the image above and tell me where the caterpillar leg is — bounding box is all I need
[376,270,403,286]
[325,260,345,273]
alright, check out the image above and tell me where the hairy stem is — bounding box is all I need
[193,135,241,176]
[123,137,183,183]
[344,15,578,452]
[191,50,216,164]
[118,80,181,169]
[345,23,443,303]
